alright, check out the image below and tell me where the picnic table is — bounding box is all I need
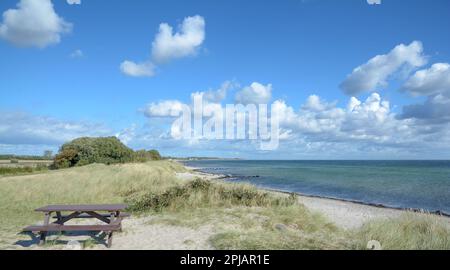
[23,204,130,248]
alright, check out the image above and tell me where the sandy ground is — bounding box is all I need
[296,196,402,229]
[104,217,214,250]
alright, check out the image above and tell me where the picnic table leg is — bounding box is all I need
[39,212,51,246]
[56,211,62,224]
[109,212,116,224]
[114,211,123,232]
[55,211,66,233]
[107,231,113,248]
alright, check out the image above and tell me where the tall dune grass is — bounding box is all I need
[126,178,298,212]
[351,213,450,250]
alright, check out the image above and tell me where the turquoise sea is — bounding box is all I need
[184,160,450,215]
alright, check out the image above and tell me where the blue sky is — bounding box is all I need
[1,0,450,159]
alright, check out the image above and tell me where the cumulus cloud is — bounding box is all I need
[120,61,155,77]
[141,77,450,158]
[152,15,205,64]
[340,41,427,95]
[143,81,234,118]
[402,63,450,97]
[399,63,450,122]
[0,0,72,48]
[400,95,450,122]
[120,15,205,77]
[235,82,272,104]
[143,100,186,117]
[367,0,381,5]
[67,0,81,4]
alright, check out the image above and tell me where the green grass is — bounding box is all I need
[0,160,449,250]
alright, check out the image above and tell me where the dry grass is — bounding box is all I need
[351,213,450,250]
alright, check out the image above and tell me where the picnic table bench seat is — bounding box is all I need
[24,223,121,233]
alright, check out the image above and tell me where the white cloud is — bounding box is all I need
[400,94,450,122]
[340,41,426,95]
[143,81,234,118]
[143,100,186,117]
[69,49,83,58]
[0,0,72,48]
[201,81,234,103]
[152,15,205,63]
[402,63,450,97]
[120,61,155,77]
[67,0,81,4]
[235,82,272,104]
[135,76,450,158]
[399,63,450,121]
[140,86,450,158]
[120,15,205,77]
[367,0,381,5]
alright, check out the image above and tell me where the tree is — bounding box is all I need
[53,137,134,168]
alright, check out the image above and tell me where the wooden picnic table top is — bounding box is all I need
[35,204,128,212]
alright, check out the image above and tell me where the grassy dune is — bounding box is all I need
[0,161,184,236]
[0,160,449,250]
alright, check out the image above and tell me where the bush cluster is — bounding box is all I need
[53,137,162,169]
[132,149,162,162]
[126,178,298,212]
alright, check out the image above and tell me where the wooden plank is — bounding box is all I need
[23,224,121,232]
[35,204,127,212]
[54,211,82,225]
[85,211,111,224]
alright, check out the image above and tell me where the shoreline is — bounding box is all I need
[179,163,450,229]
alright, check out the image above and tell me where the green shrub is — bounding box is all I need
[126,178,297,212]
[53,137,134,169]
[132,149,162,162]
[10,159,19,164]
[147,149,162,160]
